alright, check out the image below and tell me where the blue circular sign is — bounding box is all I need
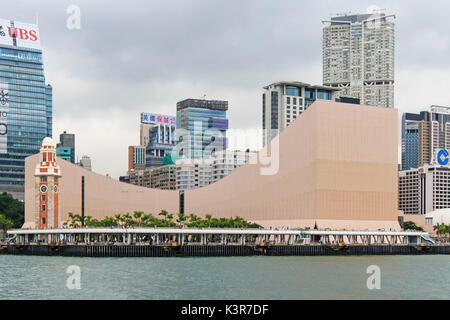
[437,149,449,166]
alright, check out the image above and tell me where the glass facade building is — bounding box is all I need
[0,19,52,200]
[56,147,71,162]
[56,131,75,163]
[176,99,228,159]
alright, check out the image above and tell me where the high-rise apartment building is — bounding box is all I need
[175,158,212,190]
[211,150,256,183]
[129,165,176,190]
[176,99,228,159]
[0,19,52,200]
[401,106,450,170]
[175,151,255,190]
[56,131,75,163]
[322,13,395,108]
[262,81,341,146]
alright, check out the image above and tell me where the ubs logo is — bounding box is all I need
[0,26,5,37]
[437,149,449,166]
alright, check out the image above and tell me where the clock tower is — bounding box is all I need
[34,137,61,229]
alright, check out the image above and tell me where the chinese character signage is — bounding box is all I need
[0,83,9,154]
[141,112,176,125]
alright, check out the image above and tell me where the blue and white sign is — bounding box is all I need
[437,149,449,166]
[141,112,176,126]
[0,83,8,154]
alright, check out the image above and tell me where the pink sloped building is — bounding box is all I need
[24,100,400,230]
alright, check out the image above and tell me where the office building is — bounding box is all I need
[78,155,92,171]
[262,81,341,145]
[56,131,75,163]
[128,145,145,174]
[399,164,450,215]
[143,113,176,169]
[0,19,52,200]
[56,146,71,162]
[401,106,450,170]
[25,101,400,230]
[176,99,228,159]
[322,13,395,108]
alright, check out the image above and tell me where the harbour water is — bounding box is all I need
[0,255,448,300]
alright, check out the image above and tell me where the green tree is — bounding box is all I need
[0,214,14,234]
[403,221,425,232]
[0,192,24,228]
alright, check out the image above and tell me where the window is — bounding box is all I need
[42,217,46,225]
[286,97,290,104]
[286,86,301,96]
[41,204,46,211]
[293,98,297,105]
[41,195,46,202]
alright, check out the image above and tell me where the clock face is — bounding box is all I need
[54,186,58,193]
[40,185,47,193]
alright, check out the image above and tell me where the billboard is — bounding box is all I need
[0,18,41,49]
[141,112,176,126]
[0,83,9,154]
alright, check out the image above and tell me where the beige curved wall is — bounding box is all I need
[24,155,179,228]
[184,100,400,230]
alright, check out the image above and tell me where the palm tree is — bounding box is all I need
[133,211,144,227]
[176,213,186,226]
[159,210,168,220]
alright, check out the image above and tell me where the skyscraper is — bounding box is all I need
[176,99,228,159]
[401,106,450,170]
[0,19,52,200]
[56,131,75,163]
[322,13,395,108]
[262,81,341,146]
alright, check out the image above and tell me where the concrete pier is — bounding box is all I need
[3,227,447,257]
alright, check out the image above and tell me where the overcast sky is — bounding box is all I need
[2,0,450,178]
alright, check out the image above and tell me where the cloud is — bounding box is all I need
[2,0,450,177]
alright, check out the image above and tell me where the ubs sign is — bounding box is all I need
[0,84,8,154]
[437,149,449,166]
[0,18,41,49]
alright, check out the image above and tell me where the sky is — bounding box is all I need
[1,0,450,178]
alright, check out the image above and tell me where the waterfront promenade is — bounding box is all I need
[2,228,449,257]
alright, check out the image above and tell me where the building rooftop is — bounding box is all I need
[176,98,228,111]
[322,13,394,26]
[263,81,341,91]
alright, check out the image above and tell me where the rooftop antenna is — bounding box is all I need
[36,12,39,25]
